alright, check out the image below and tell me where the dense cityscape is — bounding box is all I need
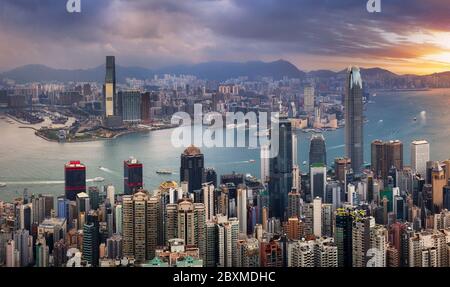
[0,55,449,268]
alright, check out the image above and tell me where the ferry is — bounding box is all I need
[156,169,173,175]
[93,177,105,183]
[248,159,256,163]
[0,183,6,188]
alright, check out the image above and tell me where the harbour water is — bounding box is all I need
[0,89,449,201]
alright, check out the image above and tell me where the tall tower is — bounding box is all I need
[237,185,248,235]
[260,144,270,183]
[304,85,315,113]
[123,157,143,195]
[309,133,327,166]
[411,140,430,178]
[345,67,364,173]
[180,145,205,194]
[431,162,446,212]
[104,56,117,117]
[269,117,293,219]
[64,161,86,201]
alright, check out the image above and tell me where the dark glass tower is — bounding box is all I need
[180,145,204,194]
[204,168,217,187]
[64,161,86,201]
[104,56,118,117]
[124,157,143,195]
[269,117,293,219]
[345,67,364,173]
[82,211,100,267]
[309,133,327,166]
[335,209,353,267]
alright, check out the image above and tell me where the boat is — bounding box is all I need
[302,161,307,165]
[0,183,6,188]
[413,117,417,121]
[93,177,105,183]
[248,159,256,163]
[156,169,173,175]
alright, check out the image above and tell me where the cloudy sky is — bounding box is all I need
[0,0,449,74]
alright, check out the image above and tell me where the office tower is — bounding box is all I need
[260,145,270,183]
[260,240,283,267]
[122,190,158,263]
[119,90,142,122]
[322,204,333,237]
[371,140,385,178]
[269,117,293,219]
[107,234,123,259]
[371,139,403,180]
[82,211,100,267]
[64,161,86,201]
[394,196,405,221]
[205,221,217,267]
[348,183,356,206]
[180,145,205,194]
[19,203,32,231]
[335,208,354,267]
[431,162,446,212]
[334,157,351,182]
[411,140,430,178]
[140,92,151,123]
[309,133,326,165]
[304,85,315,113]
[443,185,450,211]
[202,183,215,221]
[204,168,217,188]
[124,157,143,195]
[292,165,301,192]
[292,134,298,166]
[344,66,364,173]
[216,217,239,267]
[35,236,49,267]
[104,56,117,117]
[31,194,53,225]
[237,238,260,267]
[287,188,301,218]
[312,197,322,237]
[88,187,100,210]
[326,181,342,208]
[13,229,32,267]
[106,185,115,207]
[53,239,68,267]
[76,192,90,229]
[115,204,122,234]
[310,164,327,199]
[237,185,248,234]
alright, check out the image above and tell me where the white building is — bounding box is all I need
[411,140,430,178]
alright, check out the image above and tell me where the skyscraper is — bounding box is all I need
[119,91,142,123]
[104,56,117,117]
[180,145,205,194]
[64,161,86,201]
[269,117,293,219]
[82,211,99,267]
[344,66,364,173]
[411,140,430,178]
[237,185,248,235]
[260,144,270,183]
[124,157,143,195]
[334,157,351,182]
[304,85,315,113]
[309,133,326,166]
[371,140,403,180]
[310,164,327,199]
[122,189,158,263]
[431,162,446,212]
[335,208,354,267]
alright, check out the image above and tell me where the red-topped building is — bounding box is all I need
[65,161,86,201]
[124,157,143,195]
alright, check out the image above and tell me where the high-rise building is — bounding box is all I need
[411,140,430,178]
[313,197,322,237]
[310,164,327,199]
[180,145,205,194]
[304,86,315,113]
[82,211,100,267]
[106,234,123,259]
[237,185,248,235]
[334,157,351,182]
[260,145,270,183]
[119,91,142,122]
[352,216,374,267]
[260,239,283,267]
[292,165,301,192]
[237,238,260,267]
[64,161,86,201]
[204,168,217,188]
[431,162,446,212]
[124,157,143,195]
[202,183,215,221]
[344,66,364,173]
[285,217,304,240]
[104,56,117,117]
[335,208,354,267]
[371,140,403,180]
[269,117,293,219]
[122,190,158,263]
[216,217,239,267]
[287,188,301,218]
[309,133,326,166]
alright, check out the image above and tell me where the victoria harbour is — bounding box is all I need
[1,88,449,202]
